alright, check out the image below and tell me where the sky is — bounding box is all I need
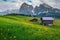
[0,0,60,12]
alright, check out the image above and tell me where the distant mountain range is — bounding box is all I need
[34,3,60,18]
[34,3,60,14]
[0,3,60,18]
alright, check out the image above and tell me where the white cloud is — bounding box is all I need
[0,0,60,12]
[32,0,42,7]
[42,0,60,9]
[0,0,23,12]
[0,0,40,12]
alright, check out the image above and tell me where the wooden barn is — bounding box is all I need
[41,17,54,26]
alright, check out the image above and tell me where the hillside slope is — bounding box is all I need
[0,15,60,40]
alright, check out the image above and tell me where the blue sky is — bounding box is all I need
[0,0,60,12]
[2,0,32,2]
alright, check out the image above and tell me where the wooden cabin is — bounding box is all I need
[41,17,54,26]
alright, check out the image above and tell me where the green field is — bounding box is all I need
[0,15,60,40]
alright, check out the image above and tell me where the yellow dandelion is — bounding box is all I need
[14,36,16,39]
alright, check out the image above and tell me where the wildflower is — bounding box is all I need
[14,36,16,39]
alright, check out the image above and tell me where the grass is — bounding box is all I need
[0,15,60,40]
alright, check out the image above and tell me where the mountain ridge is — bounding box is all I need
[0,3,60,18]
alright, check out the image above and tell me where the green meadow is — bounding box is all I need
[0,15,60,40]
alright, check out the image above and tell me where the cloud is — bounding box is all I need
[0,0,40,12]
[0,0,23,12]
[0,0,60,12]
[42,0,60,9]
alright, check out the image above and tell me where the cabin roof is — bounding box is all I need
[42,17,54,20]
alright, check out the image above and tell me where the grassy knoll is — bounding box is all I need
[0,15,60,40]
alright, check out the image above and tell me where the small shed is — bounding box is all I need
[41,17,54,26]
[30,18,38,22]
